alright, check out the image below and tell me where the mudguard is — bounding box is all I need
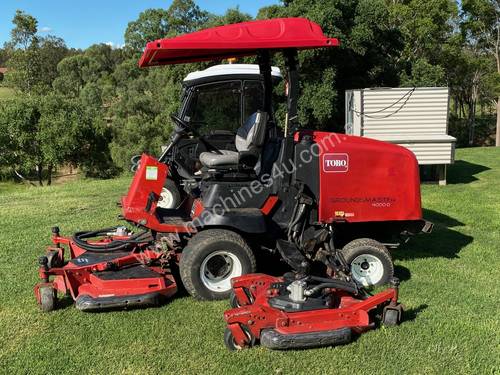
[193,208,267,233]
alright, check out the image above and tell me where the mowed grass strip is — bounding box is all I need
[0,147,499,374]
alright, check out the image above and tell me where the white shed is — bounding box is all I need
[345,87,456,184]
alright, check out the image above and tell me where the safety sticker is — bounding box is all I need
[145,166,158,180]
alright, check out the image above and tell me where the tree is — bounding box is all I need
[124,9,170,52]
[0,96,43,183]
[0,48,8,66]
[124,0,209,52]
[205,7,252,27]
[257,0,404,130]
[0,94,113,185]
[53,54,92,97]
[10,10,38,49]
[167,0,210,34]
[388,0,457,85]
[5,10,40,94]
[5,10,69,95]
[461,0,500,146]
[53,44,122,97]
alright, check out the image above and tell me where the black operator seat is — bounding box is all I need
[199,111,268,169]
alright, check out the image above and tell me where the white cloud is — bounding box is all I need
[39,26,52,33]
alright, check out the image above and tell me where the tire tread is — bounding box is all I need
[180,229,256,300]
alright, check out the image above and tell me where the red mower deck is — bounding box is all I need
[224,274,403,350]
[35,227,177,312]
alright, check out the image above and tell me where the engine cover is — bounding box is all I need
[297,131,422,223]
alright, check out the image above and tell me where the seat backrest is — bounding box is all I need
[235,111,268,152]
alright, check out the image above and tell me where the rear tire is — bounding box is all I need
[180,229,256,300]
[341,238,393,287]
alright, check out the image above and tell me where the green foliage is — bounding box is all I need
[5,10,69,95]
[205,7,252,27]
[2,0,499,182]
[256,0,405,129]
[0,48,8,66]
[124,9,170,52]
[107,59,190,169]
[400,58,446,87]
[449,114,497,147]
[461,0,500,53]
[124,0,209,52]
[388,0,458,85]
[0,94,115,184]
[9,10,37,48]
[0,96,40,170]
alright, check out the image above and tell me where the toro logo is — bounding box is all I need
[323,153,349,173]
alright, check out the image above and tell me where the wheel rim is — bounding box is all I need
[200,251,243,292]
[350,254,384,286]
[157,187,174,209]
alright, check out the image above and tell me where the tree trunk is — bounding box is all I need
[47,164,53,186]
[496,98,500,147]
[37,164,43,186]
[460,101,466,118]
[468,113,474,146]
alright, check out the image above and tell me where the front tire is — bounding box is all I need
[341,238,394,287]
[179,229,256,300]
[157,179,181,209]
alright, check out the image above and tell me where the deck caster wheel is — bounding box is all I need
[46,250,63,268]
[382,304,403,326]
[229,291,240,308]
[224,326,255,351]
[229,288,253,308]
[39,286,57,312]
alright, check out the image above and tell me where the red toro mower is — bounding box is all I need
[35,17,431,348]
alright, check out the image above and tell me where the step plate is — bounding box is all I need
[70,252,129,266]
[93,265,162,280]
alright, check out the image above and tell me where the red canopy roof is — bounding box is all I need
[138,17,339,68]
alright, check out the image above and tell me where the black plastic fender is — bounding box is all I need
[193,208,267,233]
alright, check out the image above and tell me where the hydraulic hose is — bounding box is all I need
[305,276,359,296]
[72,227,152,252]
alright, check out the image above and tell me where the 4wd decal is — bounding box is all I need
[323,153,349,173]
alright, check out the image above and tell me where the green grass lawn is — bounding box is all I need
[0,147,499,374]
[0,86,15,100]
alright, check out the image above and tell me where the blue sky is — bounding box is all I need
[0,0,280,49]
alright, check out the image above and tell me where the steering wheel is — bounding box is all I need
[170,114,194,133]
